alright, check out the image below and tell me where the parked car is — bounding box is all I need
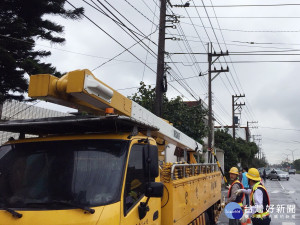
[269,170,289,181]
[289,169,296,174]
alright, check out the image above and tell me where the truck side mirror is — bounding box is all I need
[138,182,164,220]
[143,145,159,179]
[145,182,164,198]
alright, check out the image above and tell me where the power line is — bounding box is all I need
[173,7,235,121]
[175,3,300,8]
[200,0,242,95]
[66,1,156,73]
[259,126,300,132]
[92,0,158,57]
[207,0,253,123]
[263,137,300,145]
[91,29,158,71]
[167,60,300,64]
[181,22,300,33]
[117,74,206,90]
[179,16,300,19]
[166,5,233,125]
[142,0,159,81]
[176,2,239,96]
[139,0,160,19]
[123,0,158,26]
[0,34,157,66]
[169,34,300,50]
[231,53,300,55]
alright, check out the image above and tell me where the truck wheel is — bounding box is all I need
[287,178,289,181]
[278,177,281,181]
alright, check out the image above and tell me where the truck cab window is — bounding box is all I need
[0,140,128,209]
[124,144,145,213]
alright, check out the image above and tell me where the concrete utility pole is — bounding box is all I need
[154,0,167,117]
[252,134,262,158]
[246,121,258,142]
[232,95,245,140]
[208,43,229,163]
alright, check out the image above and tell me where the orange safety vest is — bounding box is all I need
[227,179,245,206]
[250,182,270,218]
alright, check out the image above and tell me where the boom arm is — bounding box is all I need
[29,69,202,152]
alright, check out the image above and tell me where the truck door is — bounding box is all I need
[121,142,161,225]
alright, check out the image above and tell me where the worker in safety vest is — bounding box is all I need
[226,167,245,225]
[236,168,271,225]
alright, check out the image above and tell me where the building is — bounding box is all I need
[0,100,69,145]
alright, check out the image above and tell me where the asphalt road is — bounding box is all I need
[217,174,300,225]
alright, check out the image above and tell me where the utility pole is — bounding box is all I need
[252,134,262,158]
[208,43,229,163]
[232,95,245,140]
[154,0,167,117]
[246,121,258,142]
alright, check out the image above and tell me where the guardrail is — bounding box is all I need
[171,163,218,180]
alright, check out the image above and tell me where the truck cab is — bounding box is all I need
[0,131,162,225]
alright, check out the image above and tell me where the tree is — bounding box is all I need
[0,0,84,103]
[214,129,237,174]
[130,82,208,144]
[294,159,300,171]
[214,129,260,176]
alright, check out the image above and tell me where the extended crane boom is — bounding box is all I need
[28,69,202,153]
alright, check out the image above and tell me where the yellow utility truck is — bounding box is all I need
[0,69,222,225]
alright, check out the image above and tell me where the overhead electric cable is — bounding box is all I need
[66,1,156,73]
[92,0,158,57]
[177,3,300,8]
[181,22,300,33]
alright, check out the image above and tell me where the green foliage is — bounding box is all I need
[293,159,300,171]
[214,129,237,173]
[214,129,260,174]
[130,82,208,143]
[0,0,84,103]
[251,158,268,168]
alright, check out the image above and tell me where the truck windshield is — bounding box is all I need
[0,139,128,209]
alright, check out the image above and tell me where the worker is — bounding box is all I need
[226,167,245,225]
[236,168,271,225]
[125,179,143,209]
[242,167,250,206]
[263,168,267,183]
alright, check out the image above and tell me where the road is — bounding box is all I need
[217,174,300,225]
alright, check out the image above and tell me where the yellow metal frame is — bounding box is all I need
[119,137,161,225]
[161,172,222,225]
[29,69,132,116]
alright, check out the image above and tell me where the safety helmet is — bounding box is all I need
[229,167,239,175]
[131,179,142,190]
[246,168,261,181]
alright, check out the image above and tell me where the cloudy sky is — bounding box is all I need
[32,0,300,164]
